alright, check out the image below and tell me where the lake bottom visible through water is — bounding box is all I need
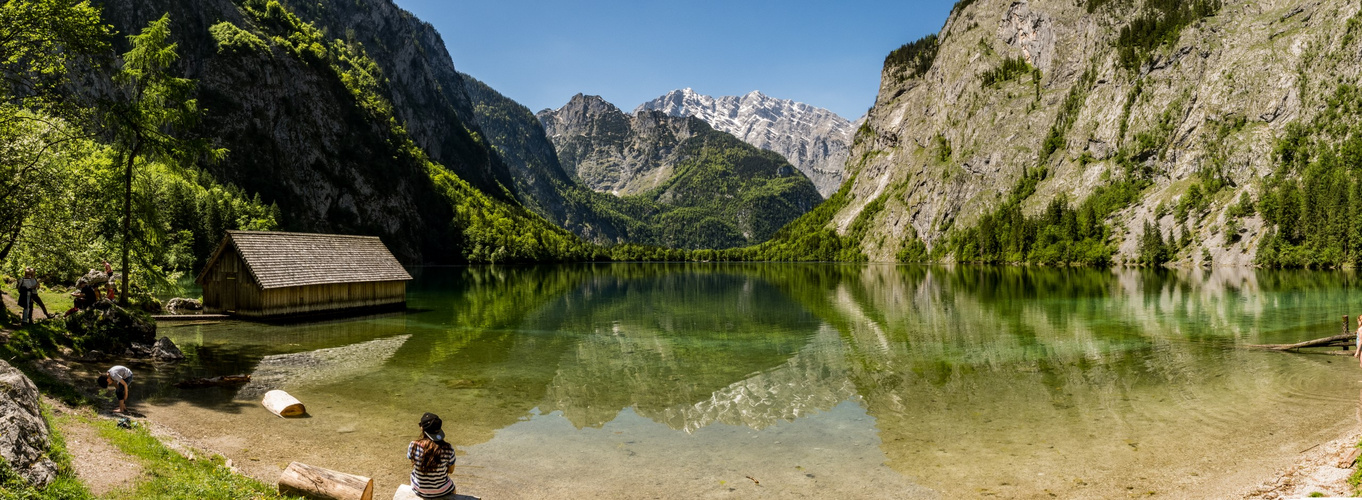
[96,264,1362,498]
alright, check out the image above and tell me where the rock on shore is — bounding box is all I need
[0,360,57,487]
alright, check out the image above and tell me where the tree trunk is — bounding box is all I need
[1245,334,1356,351]
[0,222,22,263]
[277,462,373,500]
[120,140,138,307]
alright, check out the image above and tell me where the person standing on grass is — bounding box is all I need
[98,365,134,413]
[407,412,456,498]
[17,268,50,324]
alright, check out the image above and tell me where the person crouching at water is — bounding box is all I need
[98,365,134,413]
[407,412,456,498]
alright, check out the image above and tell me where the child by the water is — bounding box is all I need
[406,412,456,498]
[97,365,133,413]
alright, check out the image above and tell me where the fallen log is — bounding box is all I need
[1245,334,1356,351]
[174,374,250,389]
[278,461,372,500]
[262,390,306,417]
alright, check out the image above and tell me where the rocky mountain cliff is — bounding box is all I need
[537,94,824,248]
[636,88,855,198]
[89,0,590,264]
[826,0,1362,266]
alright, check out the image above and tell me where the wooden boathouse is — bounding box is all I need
[196,231,412,318]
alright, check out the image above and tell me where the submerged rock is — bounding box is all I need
[0,360,57,487]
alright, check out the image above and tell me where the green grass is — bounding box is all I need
[90,415,294,500]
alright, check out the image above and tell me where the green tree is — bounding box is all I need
[0,0,109,262]
[105,14,222,304]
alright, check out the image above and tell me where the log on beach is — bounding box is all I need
[278,461,373,500]
[262,390,306,417]
[1245,334,1356,351]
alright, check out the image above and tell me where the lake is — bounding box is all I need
[127,264,1362,498]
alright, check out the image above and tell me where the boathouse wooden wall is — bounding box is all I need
[199,233,408,318]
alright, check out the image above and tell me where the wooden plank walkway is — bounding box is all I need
[152,314,231,321]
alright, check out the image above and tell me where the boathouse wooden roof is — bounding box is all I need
[196,231,412,290]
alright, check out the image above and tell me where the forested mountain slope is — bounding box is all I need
[810,0,1362,267]
[537,94,824,249]
[89,0,590,264]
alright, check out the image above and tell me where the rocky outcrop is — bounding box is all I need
[832,0,1362,264]
[537,94,824,248]
[66,301,157,352]
[539,94,703,195]
[636,88,856,197]
[0,360,57,487]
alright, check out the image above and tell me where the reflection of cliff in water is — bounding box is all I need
[793,265,1359,497]
[530,268,825,430]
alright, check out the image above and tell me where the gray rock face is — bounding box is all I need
[636,89,855,197]
[0,360,56,487]
[539,94,708,196]
[91,0,515,263]
[832,0,1357,264]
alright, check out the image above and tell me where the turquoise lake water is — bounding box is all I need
[132,264,1362,498]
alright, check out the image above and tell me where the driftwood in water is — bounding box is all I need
[1245,334,1355,351]
[277,461,372,500]
[174,374,250,389]
[262,390,306,417]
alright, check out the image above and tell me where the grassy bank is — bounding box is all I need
[1,299,293,499]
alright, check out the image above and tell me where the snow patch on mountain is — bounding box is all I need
[635,88,855,197]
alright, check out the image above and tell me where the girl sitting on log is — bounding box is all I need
[406,412,456,498]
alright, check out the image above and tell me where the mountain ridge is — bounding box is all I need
[635,88,855,197]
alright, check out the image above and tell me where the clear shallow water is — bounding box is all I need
[129,265,1362,498]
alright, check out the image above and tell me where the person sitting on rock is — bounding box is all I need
[16,267,50,324]
[67,278,98,314]
[406,412,456,498]
[98,365,134,413]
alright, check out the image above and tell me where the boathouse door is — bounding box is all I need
[223,272,238,312]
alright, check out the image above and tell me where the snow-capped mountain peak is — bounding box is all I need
[635,89,853,197]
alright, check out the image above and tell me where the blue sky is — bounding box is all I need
[392,0,955,119]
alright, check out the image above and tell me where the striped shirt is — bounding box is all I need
[406,441,455,497]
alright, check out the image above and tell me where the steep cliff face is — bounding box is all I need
[838,0,1362,265]
[540,94,707,196]
[458,75,631,244]
[270,0,515,198]
[637,88,855,198]
[537,94,824,249]
[93,0,459,262]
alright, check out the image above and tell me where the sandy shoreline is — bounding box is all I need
[1240,426,1362,499]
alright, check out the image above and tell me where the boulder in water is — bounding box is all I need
[151,336,185,361]
[0,360,57,487]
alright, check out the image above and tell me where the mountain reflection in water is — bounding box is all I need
[151,264,1362,498]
